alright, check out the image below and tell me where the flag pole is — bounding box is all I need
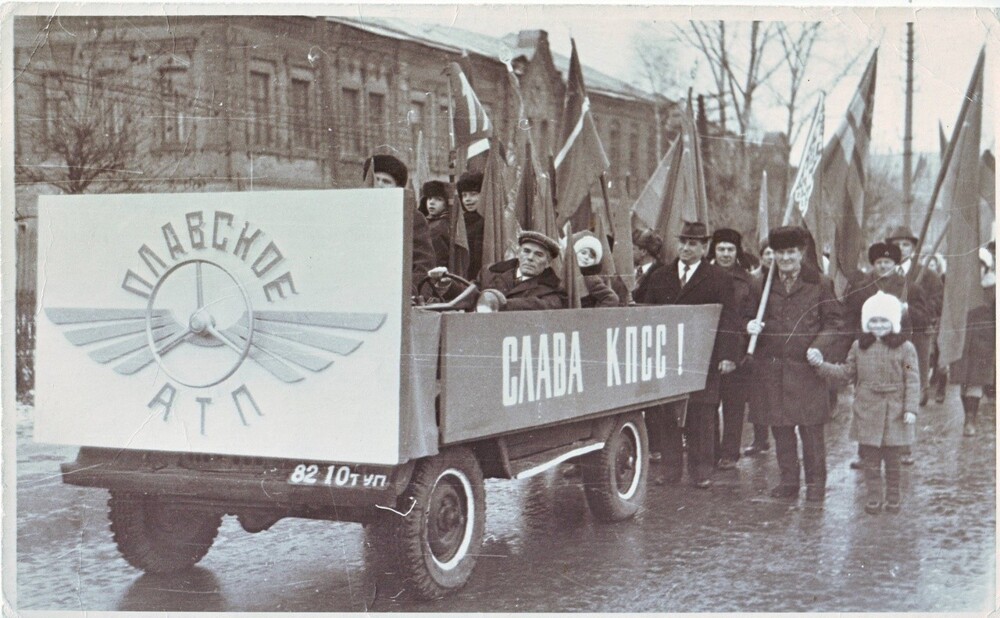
[446,76,458,183]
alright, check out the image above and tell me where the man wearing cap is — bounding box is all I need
[746,226,846,503]
[434,230,567,311]
[885,225,943,409]
[644,221,740,489]
[363,154,436,296]
[709,228,760,469]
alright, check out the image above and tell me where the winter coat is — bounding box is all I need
[949,295,997,387]
[632,261,665,305]
[641,259,740,405]
[411,211,436,295]
[717,264,758,386]
[424,213,451,268]
[581,275,619,308]
[816,335,919,447]
[479,258,567,311]
[463,210,485,281]
[748,266,848,427]
[903,259,945,331]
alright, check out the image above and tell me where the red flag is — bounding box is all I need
[445,62,493,174]
[785,94,826,273]
[554,40,610,226]
[409,129,431,198]
[937,50,985,367]
[631,132,695,263]
[479,141,515,268]
[821,50,877,295]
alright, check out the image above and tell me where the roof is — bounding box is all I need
[328,16,654,103]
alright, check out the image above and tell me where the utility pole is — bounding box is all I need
[903,22,914,227]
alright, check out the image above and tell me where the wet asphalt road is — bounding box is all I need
[13,387,997,613]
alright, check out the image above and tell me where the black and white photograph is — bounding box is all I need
[2,3,996,613]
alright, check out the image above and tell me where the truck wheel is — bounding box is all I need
[581,412,648,522]
[108,491,222,573]
[371,447,485,600]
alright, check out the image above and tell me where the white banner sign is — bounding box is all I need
[36,190,406,464]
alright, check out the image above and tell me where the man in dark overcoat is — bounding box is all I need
[363,154,436,296]
[709,228,760,468]
[644,221,740,488]
[746,226,847,502]
[632,229,666,304]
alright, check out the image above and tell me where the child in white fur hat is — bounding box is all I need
[808,291,920,514]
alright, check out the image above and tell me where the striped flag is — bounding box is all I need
[445,62,493,174]
[554,40,610,226]
[785,93,826,272]
[820,50,877,295]
[757,169,769,250]
[937,49,985,367]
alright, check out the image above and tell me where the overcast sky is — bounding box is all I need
[341,4,997,158]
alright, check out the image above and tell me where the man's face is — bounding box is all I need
[374,172,398,188]
[892,239,915,260]
[873,257,898,278]
[518,242,551,277]
[714,242,738,268]
[426,197,447,217]
[677,238,707,265]
[633,244,647,266]
[461,191,480,212]
[761,247,774,269]
[774,246,803,274]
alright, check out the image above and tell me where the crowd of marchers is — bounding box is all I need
[364,153,996,517]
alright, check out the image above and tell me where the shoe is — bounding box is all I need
[650,451,663,463]
[864,500,882,515]
[884,499,901,513]
[742,444,770,456]
[716,458,737,470]
[919,389,929,407]
[849,459,864,470]
[691,478,712,489]
[963,423,977,437]
[805,487,825,503]
[770,485,799,499]
[900,455,915,466]
[935,390,946,404]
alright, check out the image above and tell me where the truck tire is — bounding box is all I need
[581,412,648,522]
[108,491,222,573]
[370,447,485,600]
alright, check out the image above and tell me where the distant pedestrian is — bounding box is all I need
[810,292,919,514]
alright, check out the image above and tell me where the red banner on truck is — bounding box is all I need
[438,305,720,443]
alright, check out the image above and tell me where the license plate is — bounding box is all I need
[287,463,389,489]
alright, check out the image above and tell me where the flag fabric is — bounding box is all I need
[681,96,710,225]
[553,40,610,226]
[513,141,559,240]
[785,94,826,272]
[631,127,699,263]
[409,129,432,198]
[757,169,769,250]
[479,140,515,269]
[561,222,585,309]
[820,50,877,295]
[937,50,985,368]
[445,62,493,174]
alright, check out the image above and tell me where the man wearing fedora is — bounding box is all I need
[363,154,436,296]
[433,230,567,311]
[885,225,944,411]
[746,226,847,503]
[644,221,740,489]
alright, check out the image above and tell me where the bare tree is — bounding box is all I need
[631,26,684,160]
[15,22,202,194]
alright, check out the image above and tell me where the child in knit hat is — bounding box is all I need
[807,291,920,514]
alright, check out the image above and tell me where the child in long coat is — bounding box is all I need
[418,180,451,268]
[810,292,919,514]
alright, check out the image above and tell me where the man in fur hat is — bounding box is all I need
[885,225,944,409]
[644,221,740,489]
[363,154,436,296]
[745,226,847,503]
[433,230,567,311]
[709,228,761,469]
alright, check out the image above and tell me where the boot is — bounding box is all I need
[884,460,902,513]
[962,396,980,436]
[863,460,883,514]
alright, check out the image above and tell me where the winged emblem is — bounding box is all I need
[45,307,386,384]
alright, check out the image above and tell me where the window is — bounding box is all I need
[341,88,361,155]
[368,92,386,148]
[647,132,658,176]
[629,132,640,177]
[43,75,66,139]
[249,71,272,147]
[436,103,450,171]
[158,67,189,145]
[409,99,425,145]
[608,121,621,177]
[289,78,313,149]
[94,71,126,136]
